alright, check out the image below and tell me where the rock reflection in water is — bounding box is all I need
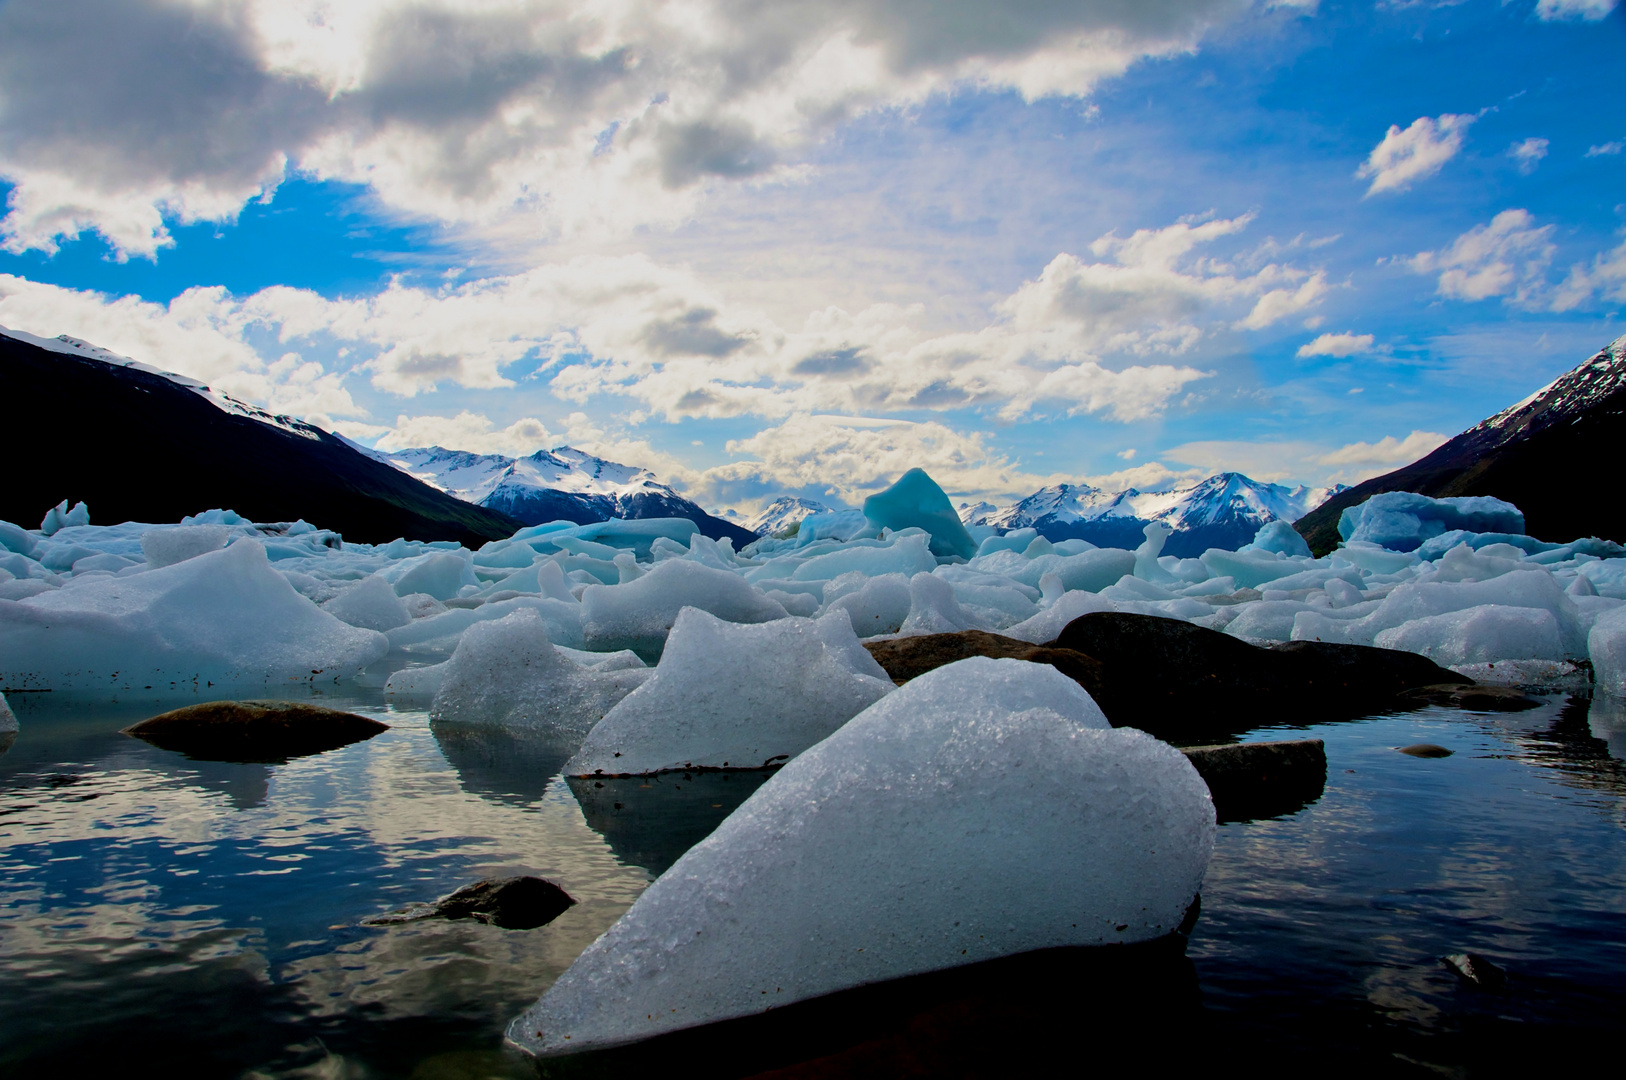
[566,770,776,877]
[535,936,1200,1079]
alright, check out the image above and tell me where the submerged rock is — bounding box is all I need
[364,876,575,930]
[508,657,1213,1058]
[1181,739,1327,822]
[1398,743,1454,758]
[122,700,388,763]
[1398,684,1541,711]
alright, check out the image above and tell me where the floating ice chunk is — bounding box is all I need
[581,559,789,660]
[790,531,936,583]
[0,521,38,558]
[431,609,650,742]
[384,660,448,703]
[510,657,1212,1057]
[1338,492,1524,553]
[0,691,15,734]
[323,574,413,631]
[140,525,231,569]
[1241,519,1313,558]
[39,500,89,535]
[1224,600,1316,643]
[861,468,977,560]
[1002,588,1117,644]
[387,595,586,656]
[1332,541,1420,575]
[1374,605,1565,666]
[1133,523,1178,584]
[897,571,990,636]
[72,553,137,574]
[1198,548,1312,590]
[480,556,574,602]
[823,572,912,637]
[0,579,53,601]
[1590,606,1626,697]
[566,608,893,776]
[382,550,479,601]
[764,589,820,617]
[976,528,1038,558]
[0,539,388,693]
[794,509,879,547]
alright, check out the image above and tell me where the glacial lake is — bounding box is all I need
[2,683,1623,1077]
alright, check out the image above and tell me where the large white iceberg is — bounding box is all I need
[509,657,1213,1057]
[0,538,388,692]
[566,607,894,775]
[430,608,650,739]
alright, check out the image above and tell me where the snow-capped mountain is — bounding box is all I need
[744,497,832,537]
[369,445,758,546]
[1298,333,1626,552]
[0,327,522,545]
[965,473,1345,556]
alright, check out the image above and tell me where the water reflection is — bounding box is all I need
[429,723,573,808]
[565,770,775,877]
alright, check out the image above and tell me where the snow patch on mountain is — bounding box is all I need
[369,446,667,505]
[745,497,832,537]
[1472,332,1626,443]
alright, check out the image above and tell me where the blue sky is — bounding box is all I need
[1,0,1622,517]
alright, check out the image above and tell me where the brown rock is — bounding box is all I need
[862,630,1105,691]
[1181,739,1327,822]
[123,699,388,763]
[1397,683,1541,711]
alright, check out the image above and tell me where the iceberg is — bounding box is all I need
[565,607,893,776]
[862,468,978,560]
[510,657,1212,1058]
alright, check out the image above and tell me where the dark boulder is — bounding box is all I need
[1048,613,1470,740]
[1181,739,1327,822]
[364,876,575,930]
[862,630,1105,689]
[1398,743,1454,758]
[122,700,388,763]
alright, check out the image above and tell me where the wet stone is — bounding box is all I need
[1398,683,1542,711]
[1398,743,1455,758]
[365,876,576,931]
[1181,739,1327,822]
[1442,952,1508,989]
[122,700,388,763]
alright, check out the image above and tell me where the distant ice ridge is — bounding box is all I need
[510,657,1212,1057]
[2,477,1623,701]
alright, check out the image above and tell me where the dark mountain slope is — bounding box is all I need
[1295,335,1626,554]
[0,331,524,545]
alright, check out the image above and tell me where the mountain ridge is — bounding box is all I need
[1295,333,1626,554]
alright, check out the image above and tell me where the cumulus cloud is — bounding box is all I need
[1357,113,1476,196]
[1535,0,1619,19]
[692,412,1066,509]
[373,411,554,456]
[1297,331,1374,358]
[1508,137,1549,175]
[1079,460,1205,493]
[0,273,367,428]
[1409,209,1555,306]
[0,0,1258,257]
[1552,232,1626,312]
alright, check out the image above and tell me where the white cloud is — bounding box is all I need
[0,273,367,428]
[1586,142,1624,157]
[1535,0,1620,20]
[694,412,1068,509]
[1508,137,1548,175]
[1356,113,1476,196]
[373,411,554,456]
[1552,232,1626,312]
[1167,429,1448,486]
[1116,447,1138,460]
[1079,460,1204,493]
[1409,209,1555,306]
[0,0,1256,258]
[1297,331,1374,358]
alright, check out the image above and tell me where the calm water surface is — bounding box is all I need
[1,686,1622,1077]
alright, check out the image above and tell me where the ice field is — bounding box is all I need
[5,474,1624,716]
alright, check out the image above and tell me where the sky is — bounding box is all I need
[1,0,1623,518]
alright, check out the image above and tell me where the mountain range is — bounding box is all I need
[365,445,758,547]
[1295,334,1626,554]
[961,473,1344,557]
[0,327,522,546]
